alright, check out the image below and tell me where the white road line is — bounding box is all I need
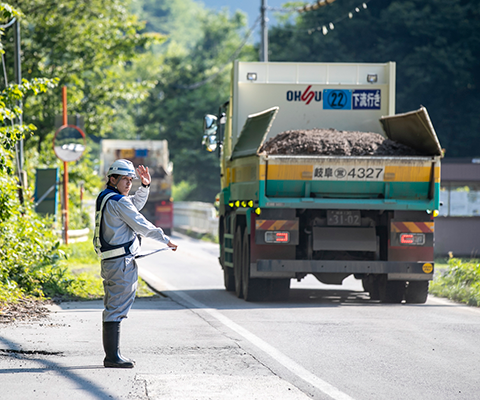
[140,268,356,400]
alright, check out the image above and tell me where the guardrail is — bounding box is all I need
[173,201,218,237]
[57,201,218,243]
[56,228,90,244]
[69,228,90,243]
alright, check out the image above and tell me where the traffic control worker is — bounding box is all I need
[93,159,177,368]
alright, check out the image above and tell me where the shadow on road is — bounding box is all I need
[0,335,112,399]
[47,287,438,313]
[139,287,435,311]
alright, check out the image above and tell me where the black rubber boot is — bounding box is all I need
[102,321,135,368]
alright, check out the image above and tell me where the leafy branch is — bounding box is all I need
[0,78,59,173]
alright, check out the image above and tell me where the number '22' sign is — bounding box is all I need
[323,89,352,110]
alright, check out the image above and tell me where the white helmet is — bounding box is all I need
[107,159,137,178]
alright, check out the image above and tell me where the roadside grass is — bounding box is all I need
[434,257,450,274]
[59,237,158,301]
[175,228,218,243]
[430,257,480,307]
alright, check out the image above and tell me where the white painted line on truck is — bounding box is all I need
[140,268,356,400]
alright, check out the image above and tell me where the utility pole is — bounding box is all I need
[260,0,268,62]
[13,19,22,170]
[62,86,69,245]
[13,18,25,205]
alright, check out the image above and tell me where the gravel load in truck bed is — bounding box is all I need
[259,128,418,156]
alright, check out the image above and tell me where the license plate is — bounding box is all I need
[327,210,361,226]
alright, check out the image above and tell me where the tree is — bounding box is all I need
[135,6,257,201]
[268,0,480,157]
[0,5,58,173]
[0,3,66,304]
[131,0,205,50]
[5,0,158,150]
[0,0,163,219]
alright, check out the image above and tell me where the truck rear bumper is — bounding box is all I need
[252,260,433,281]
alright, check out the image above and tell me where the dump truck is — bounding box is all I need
[202,61,442,303]
[100,140,174,235]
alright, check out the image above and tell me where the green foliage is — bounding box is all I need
[5,0,161,147]
[0,3,66,305]
[23,137,102,230]
[172,180,196,201]
[0,2,21,57]
[0,174,66,301]
[0,5,57,173]
[179,228,218,244]
[0,283,22,304]
[268,0,480,157]
[64,147,102,229]
[0,77,58,172]
[0,1,158,306]
[135,7,256,201]
[68,206,92,230]
[29,122,101,191]
[0,171,15,220]
[65,238,99,266]
[430,258,480,307]
[0,177,153,304]
[131,0,205,50]
[56,239,103,300]
[57,237,156,300]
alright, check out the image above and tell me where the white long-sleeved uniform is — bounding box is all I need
[101,185,170,255]
[98,185,169,322]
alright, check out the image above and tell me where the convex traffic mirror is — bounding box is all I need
[53,125,86,162]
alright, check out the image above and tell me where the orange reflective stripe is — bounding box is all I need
[256,220,299,231]
[391,221,434,233]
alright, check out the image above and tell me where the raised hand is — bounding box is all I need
[137,165,151,186]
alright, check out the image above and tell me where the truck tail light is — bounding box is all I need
[265,231,290,243]
[400,233,425,245]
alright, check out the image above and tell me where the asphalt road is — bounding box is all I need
[138,232,480,400]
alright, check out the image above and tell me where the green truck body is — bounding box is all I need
[203,61,442,303]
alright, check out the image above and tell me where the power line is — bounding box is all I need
[267,0,337,14]
[175,0,371,90]
[176,0,339,89]
[306,1,371,35]
[273,1,372,35]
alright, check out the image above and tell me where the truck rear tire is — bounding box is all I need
[219,218,225,268]
[362,275,380,300]
[223,267,235,291]
[405,281,429,304]
[242,229,269,302]
[379,277,406,303]
[233,226,243,298]
[270,279,290,301]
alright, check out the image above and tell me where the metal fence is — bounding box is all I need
[173,201,218,237]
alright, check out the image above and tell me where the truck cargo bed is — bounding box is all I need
[258,154,440,210]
